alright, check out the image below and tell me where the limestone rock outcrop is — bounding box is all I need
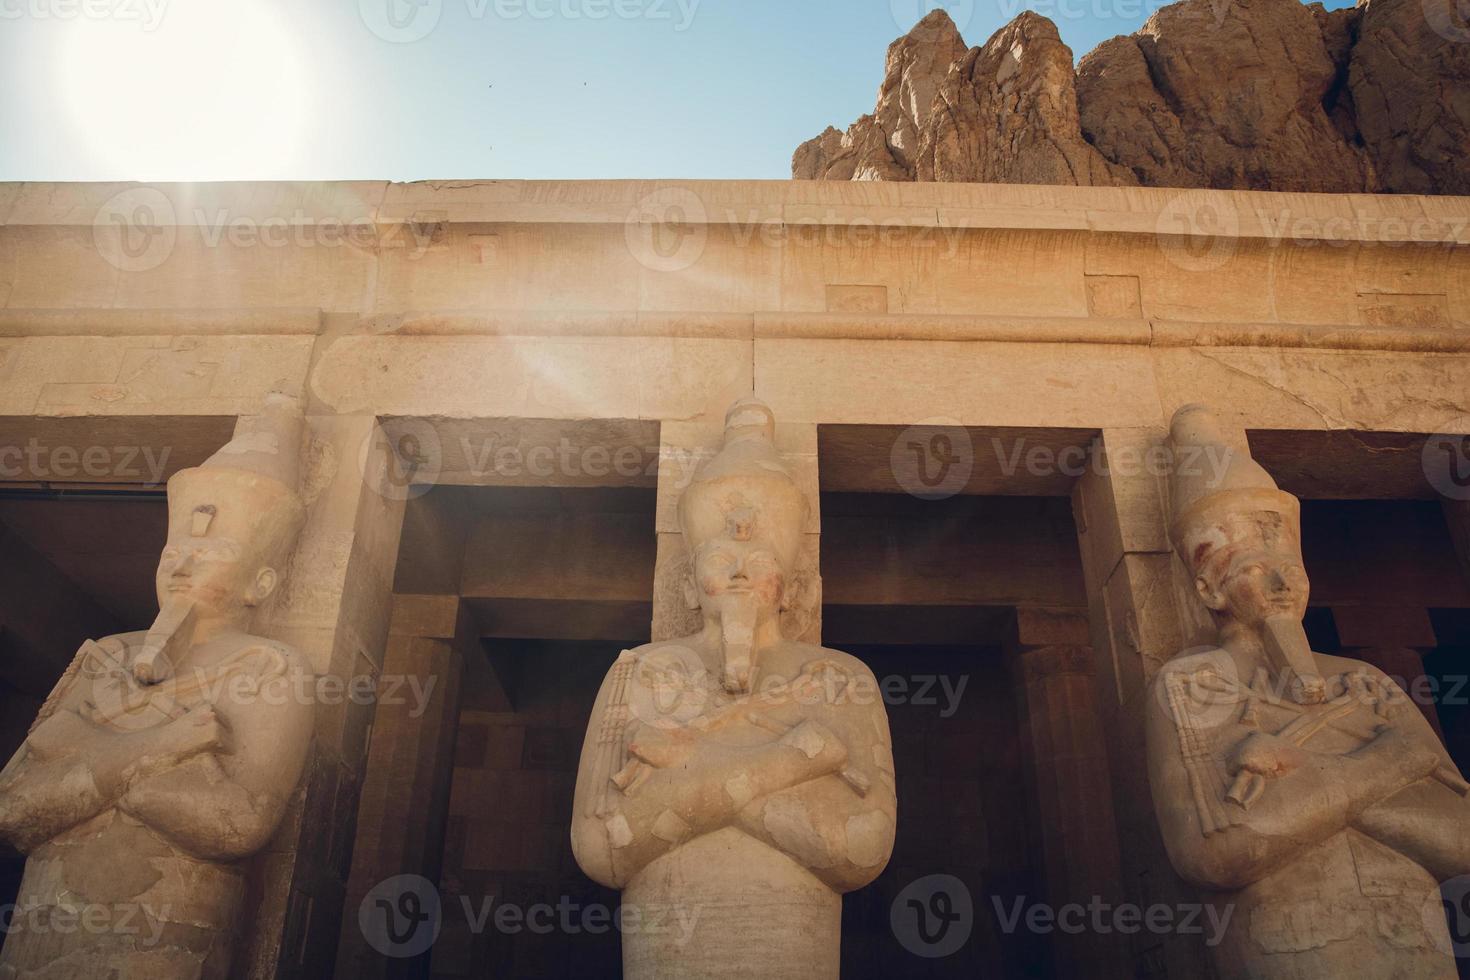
[794,0,1469,194]
[1075,0,1374,192]
[1349,0,1470,194]
[919,13,1134,185]
[792,10,967,181]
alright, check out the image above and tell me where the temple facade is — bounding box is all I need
[0,179,1467,978]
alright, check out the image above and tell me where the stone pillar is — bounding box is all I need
[1004,609,1126,980]
[1070,428,1219,979]
[1332,605,1445,739]
[652,418,821,643]
[336,594,471,980]
[242,415,409,980]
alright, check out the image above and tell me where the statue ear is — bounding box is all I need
[1195,574,1226,611]
[681,571,700,611]
[247,567,280,606]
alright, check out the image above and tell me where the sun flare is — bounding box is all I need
[58,0,311,179]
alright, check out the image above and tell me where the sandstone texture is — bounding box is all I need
[794,0,1469,194]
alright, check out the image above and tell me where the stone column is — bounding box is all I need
[1070,427,1220,979]
[242,415,409,980]
[652,418,821,643]
[1332,605,1445,739]
[1004,609,1126,980]
[336,594,471,980]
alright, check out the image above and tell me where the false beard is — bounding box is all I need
[718,595,760,695]
[133,598,198,686]
[1262,614,1325,705]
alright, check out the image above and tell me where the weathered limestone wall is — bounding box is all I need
[0,179,1466,978]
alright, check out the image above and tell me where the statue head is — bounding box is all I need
[1169,404,1322,702]
[158,393,307,625]
[678,398,806,692]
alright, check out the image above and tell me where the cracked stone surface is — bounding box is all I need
[793,0,1468,194]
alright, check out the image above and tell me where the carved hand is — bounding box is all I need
[1229,732,1307,779]
[777,719,849,779]
[628,726,696,770]
[149,703,231,765]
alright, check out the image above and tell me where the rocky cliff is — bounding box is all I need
[793,0,1468,194]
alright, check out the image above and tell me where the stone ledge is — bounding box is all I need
[4,180,1466,246]
[6,307,1464,353]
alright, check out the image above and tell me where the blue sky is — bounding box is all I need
[0,0,1353,181]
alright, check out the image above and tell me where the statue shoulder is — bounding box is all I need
[90,631,150,664]
[1151,648,1235,693]
[796,644,878,683]
[210,634,315,686]
[260,637,313,678]
[1147,647,1247,729]
[1313,651,1391,684]
[611,639,706,669]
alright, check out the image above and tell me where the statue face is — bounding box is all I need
[155,528,264,615]
[1197,545,1309,627]
[691,537,786,617]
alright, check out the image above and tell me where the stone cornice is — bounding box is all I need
[2,180,1466,246]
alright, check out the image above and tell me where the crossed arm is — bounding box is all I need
[571,660,897,891]
[0,702,223,853]
[0,669,313,862]
[1146,678,1454,891]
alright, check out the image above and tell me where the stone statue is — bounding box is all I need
[1146,404,1470,978]
[0,394,316,979]
[571,398,896,979]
